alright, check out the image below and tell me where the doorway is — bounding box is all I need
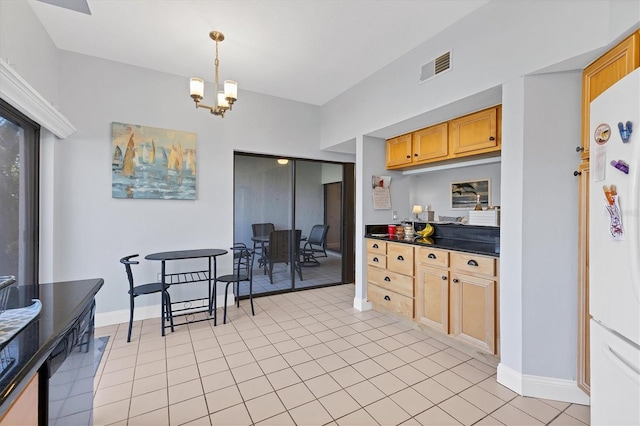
[234,153,354,297]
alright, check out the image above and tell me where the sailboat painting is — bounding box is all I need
[112,122,196,199]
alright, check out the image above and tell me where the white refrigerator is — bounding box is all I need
[589,68,640,425]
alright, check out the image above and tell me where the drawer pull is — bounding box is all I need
[373,243,379,249]
[384,295,391,301]
[372,257,379,262]
[467,260,478,267]
[441,276,447,280]
[397,255,404,261]
[428,253,436,259]
[452,278,459,283]
[384,276,391,282]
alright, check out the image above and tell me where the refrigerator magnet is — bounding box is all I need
[594,123,611,145]
[617,121,633,143]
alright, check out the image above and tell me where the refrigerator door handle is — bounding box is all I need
[603,343,640,383]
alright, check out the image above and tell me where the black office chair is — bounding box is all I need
[212,244,256,325]
[264,230,303,284]
[301,224,330,265]
[120,254,174,342]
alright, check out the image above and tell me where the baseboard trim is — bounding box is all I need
[95,295,236,328]
[497,363,591,405]
[353,297,372,312]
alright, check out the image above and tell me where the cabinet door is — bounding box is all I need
[416,266,449,333]
[387,243,414,276]
[386,134,413,169]
[0,373,38,426]
[413,123,448,163]
[368,283,414,319]
[581,32,639,160]
[449,107,499,156]
[577,162,590,394]
[451,273,496,353]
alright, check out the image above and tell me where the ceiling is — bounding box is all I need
[29,0,489,106]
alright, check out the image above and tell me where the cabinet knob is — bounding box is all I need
[397,255,404,261]
[406,155,411,159]
[453,278,459,283]
[573,170,582,177]
[372,257,379,262]
[489,136,495,141]
[384,295,391,301]
[372,244,379,249]
[441,275,447,280]
[414,153,418,157]
[467,259,478,267]
[576,146,585,152]
[428,253,436,259]
[384,276,391,282]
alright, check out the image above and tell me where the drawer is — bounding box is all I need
[387,243,414,275]
[416,247,449,268]
[367,253,387,269]
[451,252,496,276]
[368,283,414,319]
[366,239,386,255]
[367,267,414,297]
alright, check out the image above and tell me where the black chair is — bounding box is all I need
[120,254,174,342]
[301,224,330,265]
[252,223,275,271]
[212,244,256,325]
[265,230,303,284]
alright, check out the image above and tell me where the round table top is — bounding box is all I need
[145,248,228,261]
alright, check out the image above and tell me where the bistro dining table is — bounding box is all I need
[145,248,228,335]
[251,232,307,273]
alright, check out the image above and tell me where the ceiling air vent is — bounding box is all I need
[420,51,451,83]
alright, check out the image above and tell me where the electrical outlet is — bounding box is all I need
[157,273,162,281]
[392,210,398,221]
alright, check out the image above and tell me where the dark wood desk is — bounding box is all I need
[145,248,227,333]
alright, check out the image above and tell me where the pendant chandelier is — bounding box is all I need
[189,31,238,118]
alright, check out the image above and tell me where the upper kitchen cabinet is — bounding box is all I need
[581,31,639,160]
[413,123,449,163]
[385,106,501,170]
[386,133,413,168]
[449,106,501,157]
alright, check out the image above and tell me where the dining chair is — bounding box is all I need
[301,224,330,265]
[265,230,303,284]
[120,254,174,342]
[212,244,256,325]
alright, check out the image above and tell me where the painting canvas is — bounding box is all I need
[451,179,490,209]
[112,122,196,199]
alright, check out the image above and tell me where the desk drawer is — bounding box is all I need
[367,253,387,269]
[367,267,413,297]
[368,284,413,319]
[451,252,496,276]
[366,239,387,255]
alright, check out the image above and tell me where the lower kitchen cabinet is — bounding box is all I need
[368,238,499,356]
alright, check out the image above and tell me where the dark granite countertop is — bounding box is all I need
[366,222,500,257]
[0,278,103,414]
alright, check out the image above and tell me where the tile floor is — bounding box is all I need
[94,284,590,426]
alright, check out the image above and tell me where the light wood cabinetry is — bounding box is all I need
[386,106,501,170]
[577,162,590,394]
[450,252,497,354]
[449,107,500,157]
[580,32,639,160]
[385,133,413,168]
[375,238,499,355]
[413,123,449,162]
[577,29,639,396]
[366,240,415,319]
[416,247,450,333]
[0,373,38,426]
